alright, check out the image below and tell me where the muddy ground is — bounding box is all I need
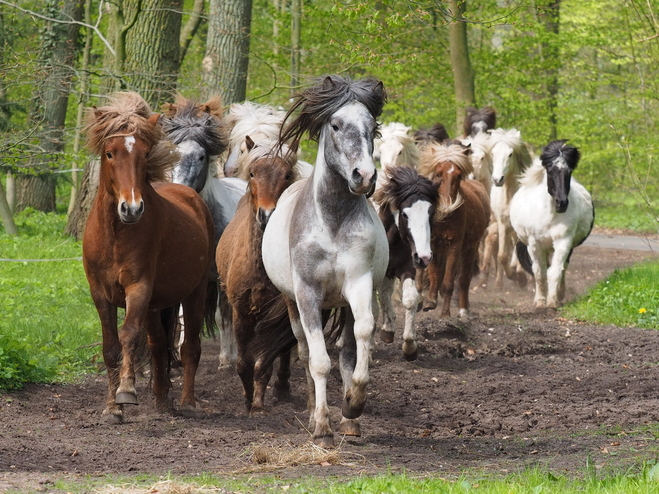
[2,239,659,491]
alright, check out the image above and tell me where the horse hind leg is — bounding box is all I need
[378,276,396,344]
[217,305,238,371]
[146,308,175,413]
[178,284,206,413]
[272,349,293,403]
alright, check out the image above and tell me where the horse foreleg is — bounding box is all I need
[179,283,206,412]
[457,247,478,320]
[342,281,376,423]
[527,240,548,312]
[479,220,498,288]
[440,248,459,317]
[292,289,333,447]
[233,313,256,413]
[547,241,571,310]
[92,292,122,423]
[378,275,396,343]
[401,277,420,360]
[422,258,440,311]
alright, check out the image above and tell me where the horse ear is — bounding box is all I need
[245,135,255,151]
[148,113,161,126]
[93,106,103,120]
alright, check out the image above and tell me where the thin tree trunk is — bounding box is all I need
[202,0,253,105]
[64,158,99,239]
[541,0,561,141]
[179,0,204,63]
[447,0,475,135]
[290,0,300,96]
[0,179,17,235]
[16,0,84,213]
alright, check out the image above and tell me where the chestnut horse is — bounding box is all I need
[417,141,491,319]
[82,92,216,423]
[216,138,301,414]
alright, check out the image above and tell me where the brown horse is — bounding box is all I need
[417,140,491,318]
[216,137,301,414]
[82,92,216,424]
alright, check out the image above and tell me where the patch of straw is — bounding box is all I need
[94,480,228,494]
[233,439,366,473]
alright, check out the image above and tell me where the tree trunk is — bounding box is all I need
[447,0,476,136]
[0,179,17,235]
[124,0,183,108]
[179,0,204,63]
[540,0,561,141]
[290,0,301,97]
[202,0,253,105]
[64,159,99,239]
[15,0,84,213]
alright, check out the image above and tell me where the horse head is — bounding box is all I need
[375,167,439,269]
[378,122,418,172]
[87,92,177,225]
[489,128,531,187]
[244,136,298,229]
[278,75,387,197]
[541,139,580,213]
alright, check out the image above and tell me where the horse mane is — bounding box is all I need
[418,140,474,178]
[227,101,285,150]
[463,106,497,137]
[518,158,547,187]
[160,94,229,157]
[278,75,387,156]
[379,122,419,167]
[235,138,300,183]
[85,91,177,183]
[488,127,533,173]
[372,166,438,212]
[414,123,449,147]
[461,131,492,152]
[540,139,580,170]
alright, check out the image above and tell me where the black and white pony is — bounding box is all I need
[462,106,497,138]
[373,166,438,361]
[510,140,594,313]
[261,75,389,447]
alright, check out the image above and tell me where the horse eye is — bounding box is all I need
[285,173,291,181]
[401,211,408,219]
[105,152,112,159]
[331,124,339,131]
[249,171,254,178]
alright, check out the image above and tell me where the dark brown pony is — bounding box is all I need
[216,137,300,414]
[417,140,491,318]
[82,92,216,423]
[462,106,497,137]
[413,123,449,149]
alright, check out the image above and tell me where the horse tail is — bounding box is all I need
[203,278,219,338]
[163,304,181,370]
[250,297,348,382]
[515,241,533,275]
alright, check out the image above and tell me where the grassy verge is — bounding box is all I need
[593,195,658,233]
[562,259,659,329]
[0,210,100,390]
[40,463,659,494]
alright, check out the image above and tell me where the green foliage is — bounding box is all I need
[0,210,100,390]
[563,259,659,329]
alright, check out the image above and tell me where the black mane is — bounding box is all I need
[161,99,228,156]
[463,106,497,137]
[540,139,580,170]
[278,75,387,154]
[374,166,439,212]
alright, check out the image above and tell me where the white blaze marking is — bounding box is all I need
[402,200,433,260]
[448,165,455,175]
[124,136,135,154]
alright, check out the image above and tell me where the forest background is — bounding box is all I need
[0,0,657,237]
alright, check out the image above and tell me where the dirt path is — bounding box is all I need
[1,241,658,491]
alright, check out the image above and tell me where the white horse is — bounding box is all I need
[487,128,533,288]
[261,76,388,447]
[510,140,594,313]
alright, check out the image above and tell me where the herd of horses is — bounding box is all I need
[80,76,595,446]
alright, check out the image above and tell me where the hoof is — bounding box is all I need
[102,409,124,424]
[380,330,395,344]
[249,406,267,417]
[403,349,418,361]
[341,393,366,420]
[422,301,437,312]
[177,402,200,418]
[115,392,138,405]
[155,396,174,413]
[272,383,292,403]
[313,435,335,448]
[339,418,361,437]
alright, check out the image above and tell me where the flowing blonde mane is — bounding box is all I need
[227,101,285,150]
[85,92,177,182]
[378,122,419,169]
[489,128,533,173]
[235,138,300,183]
[418,142,473,178]
[518,158,546,187]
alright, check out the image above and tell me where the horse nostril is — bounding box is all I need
[352,168,362,183]
[137,201,145,215]
[120,202,128,214]
[370,169,377,185]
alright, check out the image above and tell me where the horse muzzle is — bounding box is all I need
[118,199,145,224]
[257,207,274,230]
[492,176,505,187]
[555,198,569,213]
[349,167,377,196]
[413,252,432,269]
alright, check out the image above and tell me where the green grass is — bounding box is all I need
[562,259,659,329]
[36,464,659,494]
[593,195,658,233]
[0,209,100,390]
